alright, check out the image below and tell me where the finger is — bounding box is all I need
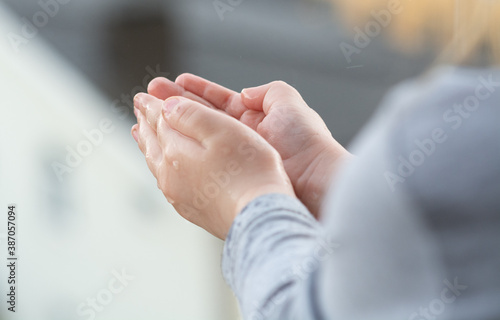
[162,97,239,146]
[156,116,205,203]
[175,73,247,119]
[241,81,306,115]
[147,77,218,110]
[147,77,183,100]
[156,116,205,162]
[136,111,163,178]
[239,109,266,131]
[131,124,139,142]
[134,93,165,132]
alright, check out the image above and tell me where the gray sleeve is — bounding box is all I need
[222,193,334,319]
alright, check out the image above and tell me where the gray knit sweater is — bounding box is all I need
[222,66,500,320]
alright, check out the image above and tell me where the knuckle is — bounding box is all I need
[156,116,167,134]
[148,77,162,89]
[270,80,290,89]
[175,73,193,84]
[270,80,299,95]
[173,102,195,126]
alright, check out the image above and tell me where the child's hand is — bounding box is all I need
[132,94,295,239]
[146,75,351,217]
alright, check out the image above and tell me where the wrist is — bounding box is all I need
[296,139,352,218]
[234,183,296,219]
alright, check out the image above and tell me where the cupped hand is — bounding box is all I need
[146,75,351,218]
[131,93,295,239]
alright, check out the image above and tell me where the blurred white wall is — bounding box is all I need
[0,4,239,320]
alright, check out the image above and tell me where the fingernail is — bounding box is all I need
[133,94,143,109]
[131,127,138,142]
[163,98,180,116]
[241,88,250,99]
[134,107,138,117]
[241,88,256,100]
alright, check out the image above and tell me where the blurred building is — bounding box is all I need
[3,0,430,144]
[0,3,239,320]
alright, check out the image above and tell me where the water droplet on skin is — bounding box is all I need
[172,160,179,170]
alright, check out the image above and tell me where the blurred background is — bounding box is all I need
[0,0,432,319]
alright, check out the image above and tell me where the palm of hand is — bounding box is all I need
[148,74,347,217]
[243,105,329,178]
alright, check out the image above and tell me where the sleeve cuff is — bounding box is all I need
[222,193,316,291]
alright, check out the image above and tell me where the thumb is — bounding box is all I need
[241,81,307,115]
